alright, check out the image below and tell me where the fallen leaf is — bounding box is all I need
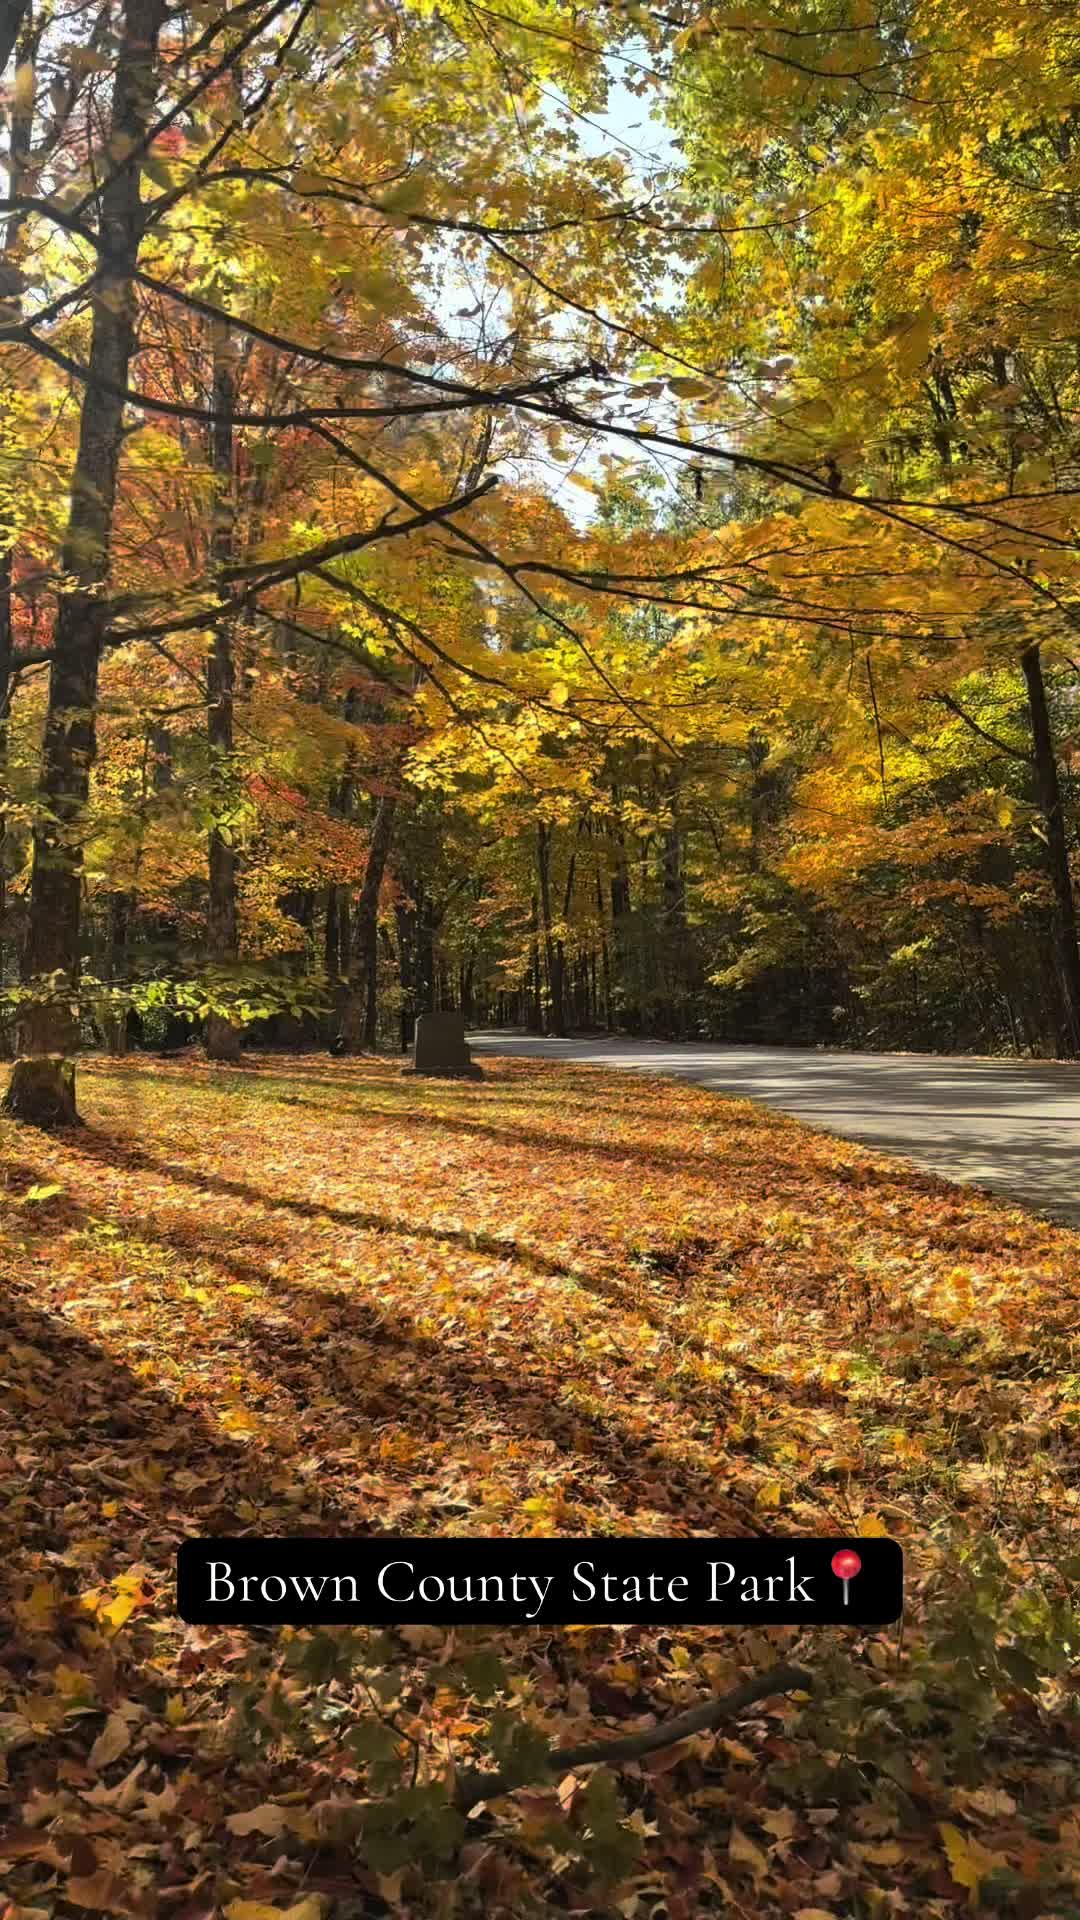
[729,1825,768,1880]
[15,1581,60,1632]
[220,1406,261,1436]
[224,1902,326,1920]
[0,1825,64,1864]
[225,1803,291,1838]
[939,1820,1003,1904]
[88,1715,130,1771]
[761,1808,797,1841]
[66,1869,142,1914]
[858,1513,889,1536]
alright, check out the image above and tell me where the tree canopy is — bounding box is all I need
[1,0,1079,1088]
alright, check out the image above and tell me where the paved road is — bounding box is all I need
[469,1033,1080,1227]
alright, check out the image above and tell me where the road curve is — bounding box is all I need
[468,1032,1080,1228]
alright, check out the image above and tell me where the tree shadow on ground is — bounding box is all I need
[58,1113,1044,1464]
[17,1054,1059,1572]
[76,1058,992,1221]
[40,1124,911,1525]
[96,1191,764,1535]
[0,1264,464,1910]
[8,1124,772,1534]
[66,1123,580,1281]
[1,1228,377,1545]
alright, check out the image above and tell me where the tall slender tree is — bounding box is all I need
[4,0,167,1124]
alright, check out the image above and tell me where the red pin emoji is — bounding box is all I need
[831,1547,862,1607]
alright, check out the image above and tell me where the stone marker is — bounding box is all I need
[411,1010,481,1077]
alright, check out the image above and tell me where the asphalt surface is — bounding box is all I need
[468,1033,1080,1228]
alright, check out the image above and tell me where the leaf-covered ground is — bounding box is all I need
[2,1054,1078,1919]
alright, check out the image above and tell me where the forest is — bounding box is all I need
[3,0,1080,1103]
[1,2,1079,1917]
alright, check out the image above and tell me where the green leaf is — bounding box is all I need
[461,1649,508,1698]
[347,1718,401,1766]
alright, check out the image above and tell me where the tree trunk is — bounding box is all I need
[342,793,397,1051]
[324,885,341,977]
[105,891,131,1054]
[335,688,359,977]
[205,322,242,1061]
[397,900,413,1052]
[527,891,541,1031]
[536,822,565,1035]
[4,0,165,1127]
[1021,644,1080,1054]
[0,0,32,1012]
[416,888,436,1020]
[0,549,12,1025]
[0,0,31,70]
[556,841,577,1036]
[609,802,632,1030]
[595,870,612,1028]
[661,796,689,1036]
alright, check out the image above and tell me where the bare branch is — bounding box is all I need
[932,691,1031,762]
[452,1661,814,1809]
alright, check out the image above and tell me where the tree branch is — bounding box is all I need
[932,691,1031,762]
[452,1660,814,1809]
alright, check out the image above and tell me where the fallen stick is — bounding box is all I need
[453,1660,815,1809]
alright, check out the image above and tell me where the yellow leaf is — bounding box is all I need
[220,1405,261,1435]
[54,1665,93,1700]
[895,303,935,375]
[93,1570,149,1632]
[15,1580,60,1632]
[89,1713,131,1770]
[165,1694,186,1726]
[790,395,833,426]
[226,1803,291,1838]
[1017,457,1053,490]
[14,61,34,111]
[225,1901,326,1920]
[755,1478,782,1509]
[22,1181,63,1204]
[729,1825,768,1879]
[761,1807,797,1841]
[548,683,570,707]
[667,376,714,399]
[800,499,846,538]
[101,1591,138,1631]
[938,1821,1001,1903]
[858,1513,889,1536]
